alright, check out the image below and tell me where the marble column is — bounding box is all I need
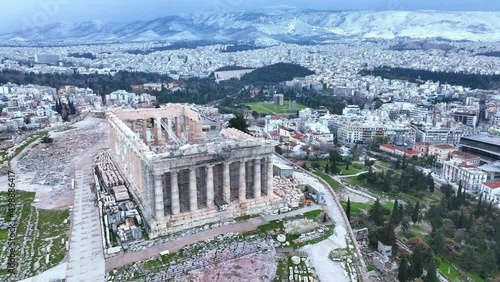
[223,162,231,203]
[189,168,198,211]
[239,160,246,201]
[153,119,159,145]
[154,174,164,219]
[171,170,180,215]
[185,118,191,141]
[175,116,181,138]
[267,157,274,196]
[142,119,148,143]
[164,118,169,141]
[131,120,136,133]
[253,158,261,198]
[206,165,214,208]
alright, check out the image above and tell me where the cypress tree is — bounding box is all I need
[411,201,420,225]
[381,221,397,247]
[427,172,434,193]
[391,199,399,223]
[487,200,493,216]
[55,99,62,115]
[423,258,439,282]
[398,256,409,282]
[458,211,465,229]
[345,158,351,171]
[369,199,385,226]
[456,182,462,209]
[228,114,249,133]
[476,194,483,218]
[430,230,445,255]
[397,202,404,223]
[466,213,474,230]
[411,246,424,278]
[68,100,76,114]
[394,157,401,170]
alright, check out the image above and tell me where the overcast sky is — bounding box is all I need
[1,0,499,33]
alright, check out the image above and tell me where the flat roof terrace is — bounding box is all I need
[461,134,500,147]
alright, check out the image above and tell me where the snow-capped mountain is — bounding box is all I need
[2,9,500,44]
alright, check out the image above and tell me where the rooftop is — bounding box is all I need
[461,134,500,147]
[431,144,456,150]
[479,162,500,173]
[414,142,431,146]
[483,182,500,189]
[404,149,420,155]
[380,144,397,150]
[274,163,293,170]
[452,150,479,160]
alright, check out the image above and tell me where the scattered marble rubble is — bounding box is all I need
[123,219,237,252]
[108,233,277,282]
[284,219,320,235]
[272,176,303,207]
[17,123,107,188]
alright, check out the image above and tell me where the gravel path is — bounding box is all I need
[293,171,351,281]
[272,155,352,281]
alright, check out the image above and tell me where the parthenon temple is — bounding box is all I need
[107,104,280,238]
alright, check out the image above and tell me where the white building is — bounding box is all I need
[442,161,488,192]
[342,105,360,116]
[428,144,456,164]
[479,182,500,207]
[338,121,386,144]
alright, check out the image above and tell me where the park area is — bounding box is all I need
[243,101,307,116]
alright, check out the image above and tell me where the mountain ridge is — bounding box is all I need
[2,9,500,44]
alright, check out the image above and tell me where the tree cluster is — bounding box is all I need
[367,199,397,248]
[68,52,96,60]
[328,150,343,174]
[360,66,500,90]
[55,98,77,121]
[295,93,346,115]
[240,63,314,85]
[425,182,500,278]
[154,77,242,106]
[398,246,439,282]
[358,164,433,196]
[0,69,173,103]
[227,114,249,134]
[368,198,422,249]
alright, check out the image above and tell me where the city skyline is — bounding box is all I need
[1,0,499,33]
